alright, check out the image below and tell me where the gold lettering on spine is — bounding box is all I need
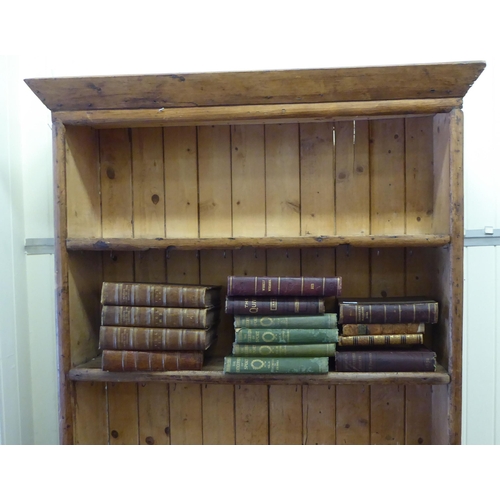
[270,299,277,312]
[301,277,304,295]
[278,277,281,295]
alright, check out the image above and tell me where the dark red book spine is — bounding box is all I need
[227,276,342,297]
[101,350,204,371]
[335,349,436,372]
[225,297,325,315]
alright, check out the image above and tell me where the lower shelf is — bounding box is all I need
[68,356,451,385]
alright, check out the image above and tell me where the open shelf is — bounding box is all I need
[66,234,452,252]
[68,356,451,385]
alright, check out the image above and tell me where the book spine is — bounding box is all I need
[225,297,325,315]
[223,356,329,374]
[338,333,423,347]
[234,328,339,344]
[234,313,337,329]
[99,326,215,351]
[101,306,216,329]
[335,350,437,372]
[101,350,204,371]
[227,276,342,297]
[339,302,438,324]
[101,282,218,308]
[341,323,425,336]
[232,343,337,357]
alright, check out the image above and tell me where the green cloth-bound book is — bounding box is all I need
[223,356,329,374]
[232,343,337,357]
[234,313,337,329]
[234,327,339,344]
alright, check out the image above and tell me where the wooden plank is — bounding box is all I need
[164,126,199,238]
[138,382,170,445]
[405,385,432,444]
[202,385,235,444]
[132,127,165,238]
[26,62,485,111]
[100,128,133,238]
[74,382,108,445]
[432,114,451,235]
[370,385,405,445]
[102,251,134,282]
[370,248,405,297]
[335,386,370,444]
[235,385,269,444]
[265,124,300,236]
[108,382,139,445]
[405,116,434,234]
[134,250,166,283]
[370,119,405,235]
[231,124,266,237]
[335,247,370,298]
[169,383,203,445]
[300,122,335,236]
[303,385,335,445]
[65,126,100,238]
[269,385,303,444]
[198,125,232,237]
[335,120,370,235]
[53,98,463,128]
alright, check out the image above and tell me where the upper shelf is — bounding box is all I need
[66,235,451,252]
[25,61,485,113]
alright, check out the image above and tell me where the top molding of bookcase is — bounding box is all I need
[26,61,485,113]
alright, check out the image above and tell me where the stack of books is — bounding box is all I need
[98,282,222,372]
[335,297,439,372]
[223,276,342,374]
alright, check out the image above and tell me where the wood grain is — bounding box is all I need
[138,382,170,445]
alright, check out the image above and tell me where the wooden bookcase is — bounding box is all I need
[26,61,485,445]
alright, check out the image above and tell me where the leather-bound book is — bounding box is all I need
[101,350,204,371]
[225,297,325,315]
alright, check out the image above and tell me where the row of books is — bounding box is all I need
[99,282,222,372]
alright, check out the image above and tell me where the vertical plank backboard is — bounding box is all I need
[74,382,108,445]
[132,128,165,238]
[134,250,166,283]
[108,382,139,445]
[405,116,434,234]
[235,384,269,445]
[165,249,203,445]
[202,384,235,445]
[164,126,199,238]
[405,385,432,445]
[231,124,266,237]
[138,382,170,445]
[370,119,405,234]
[65,126,101,238]
[335,120,370,235]
[198,125,232,237]
[302,385,335,445]
[100,129,133,238]
[370,248,405,298]
[265,124,300,236]
[370,385,405,445]
[269,385,303,445]
[300,122,335,236]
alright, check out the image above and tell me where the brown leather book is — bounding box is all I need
[101,350,204,371]
[338,298,438,324]
[101,305,220,329]
[225,296,325,315]
[99,326,217,351]
[338,333,424,347]
[341,323,425,336]
[335,347,436,372]
[101,282,222,308]
[227,276,342,297]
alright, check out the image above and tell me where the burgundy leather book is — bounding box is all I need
[101,350,204,371]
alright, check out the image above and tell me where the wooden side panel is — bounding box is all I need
[235,385,269,444]
[265,124,300,236]
[370,385,405,444]
[370,119,405,234]
[405,116,434,234]
[231,125,266,237]
[300,122,335,236]
[164,126,199,238]
[108,382,139,445]
[74,382,108,445]
[66,126,101,238]
[302,385,335,445]
[138,382,170,445]
[132,128,165,238]
[100,129,133,238]
[432,114,451,234]
[198,125,232,237]
[335,120,370,234]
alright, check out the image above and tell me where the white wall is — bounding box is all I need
[1,0,499,445]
